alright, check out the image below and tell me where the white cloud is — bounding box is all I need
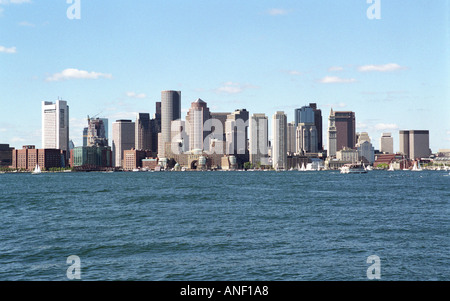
[126,92,147,99]
[318,76,357,84]
[328,66,344,72]
[46,68,113,82]
[267,8,290,16]
[0,45,16,53]
[215,82,258,94]
[358,63,406,72]
[18,21,34,27]
[374,123,399,131]
[283,70,301,76]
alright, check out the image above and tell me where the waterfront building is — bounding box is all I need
[328,109,356,156]
[112,120,135,167]
[135,113,152,151]
[12,145,66,170]
[123,149,152,171]
[296,123,318,154]
[399,130,431,160]
[159,90,181,158]
[225,109,249,167]
[185,99,211,152]
[0,144,14,167]
[272,111,287,170]
[357,140,375,164]
[70,146,112,169]
[336,147,359,163]
[380,133,394,154]
[287,122,296,155]
[42,100,69,159]
[249,114,269,167]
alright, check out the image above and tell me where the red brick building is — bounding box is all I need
[11,145,66,171]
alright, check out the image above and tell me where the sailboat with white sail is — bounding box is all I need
[32,164,41,175]
[411,161,423,172]
[388,162,395,171]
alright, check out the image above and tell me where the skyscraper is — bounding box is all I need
[309,103,323,151]
[185,98,211,151]
[112,120,135,167]
[287,122,296,155]
[42,100,69,159]
[328,109,356,157]
[272,111,287,170]
[296,123,318,154]
[159,91,181,158]
[135,113,152,151]
[249,114,269,166]
[225,109,249,156]
[380,133,394,154]
[87,117,108,147]
[150,102,161,154]
[399,130,431,160]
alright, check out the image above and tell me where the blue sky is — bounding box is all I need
[0,0,449,152]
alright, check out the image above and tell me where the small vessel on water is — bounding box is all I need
[388,163,395,171]
[32,165,41,175]
[340,163,368,174]
[411,161,423,172]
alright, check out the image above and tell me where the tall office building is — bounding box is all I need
[309,103,323,151]
[225,109,249,156]
[287,122,296,155]
[380,133,394,154]
[272,111,287,170]
[399,130,431,160]
[328,109,356,157]
[112,120,135,167]
[295,106,315,125]
[87,118,108,147]
[82,127,88,147]
[185,98,211,151]
[42,100,69,159]
[295,104,320,153]
[159,91,181,158]
[296,123,318,154]
[150,102,162,154]
[135,113,152,151]
[249,114,269,166]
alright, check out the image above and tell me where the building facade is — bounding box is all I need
[159,90,181,158]
[135,113,152,151]
[399,130,431,160]
[272,111,287,170]
[0,144,13,167]
[112,120,135,167]
[42,100,69,159]
[70,146,112,169]
[12,145,66,170]
[380,133,394,154]
[249,114,269,166]
[185,99,211,152]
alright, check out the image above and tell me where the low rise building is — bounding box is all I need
[12,145,66,171]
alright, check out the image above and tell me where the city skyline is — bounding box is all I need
[0,1,449,152]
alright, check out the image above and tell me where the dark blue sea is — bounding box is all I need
[0,170,448,281]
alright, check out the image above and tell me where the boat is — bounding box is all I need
[340,163,368,174]
[299,163,306,172]
[411,161,423,172]
[32,164,41,175]
[365,165,373,171]
[388,163,395,171]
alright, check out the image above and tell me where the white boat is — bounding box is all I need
[411,161,423,172]
[388,163,395,171]
[340,163,368,174]
[32,164,41,175]
[299,163,307,172]
[365,165,373,171]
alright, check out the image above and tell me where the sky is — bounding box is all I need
[0,0,449,152]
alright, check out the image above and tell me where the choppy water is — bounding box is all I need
[0,170,448,280]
